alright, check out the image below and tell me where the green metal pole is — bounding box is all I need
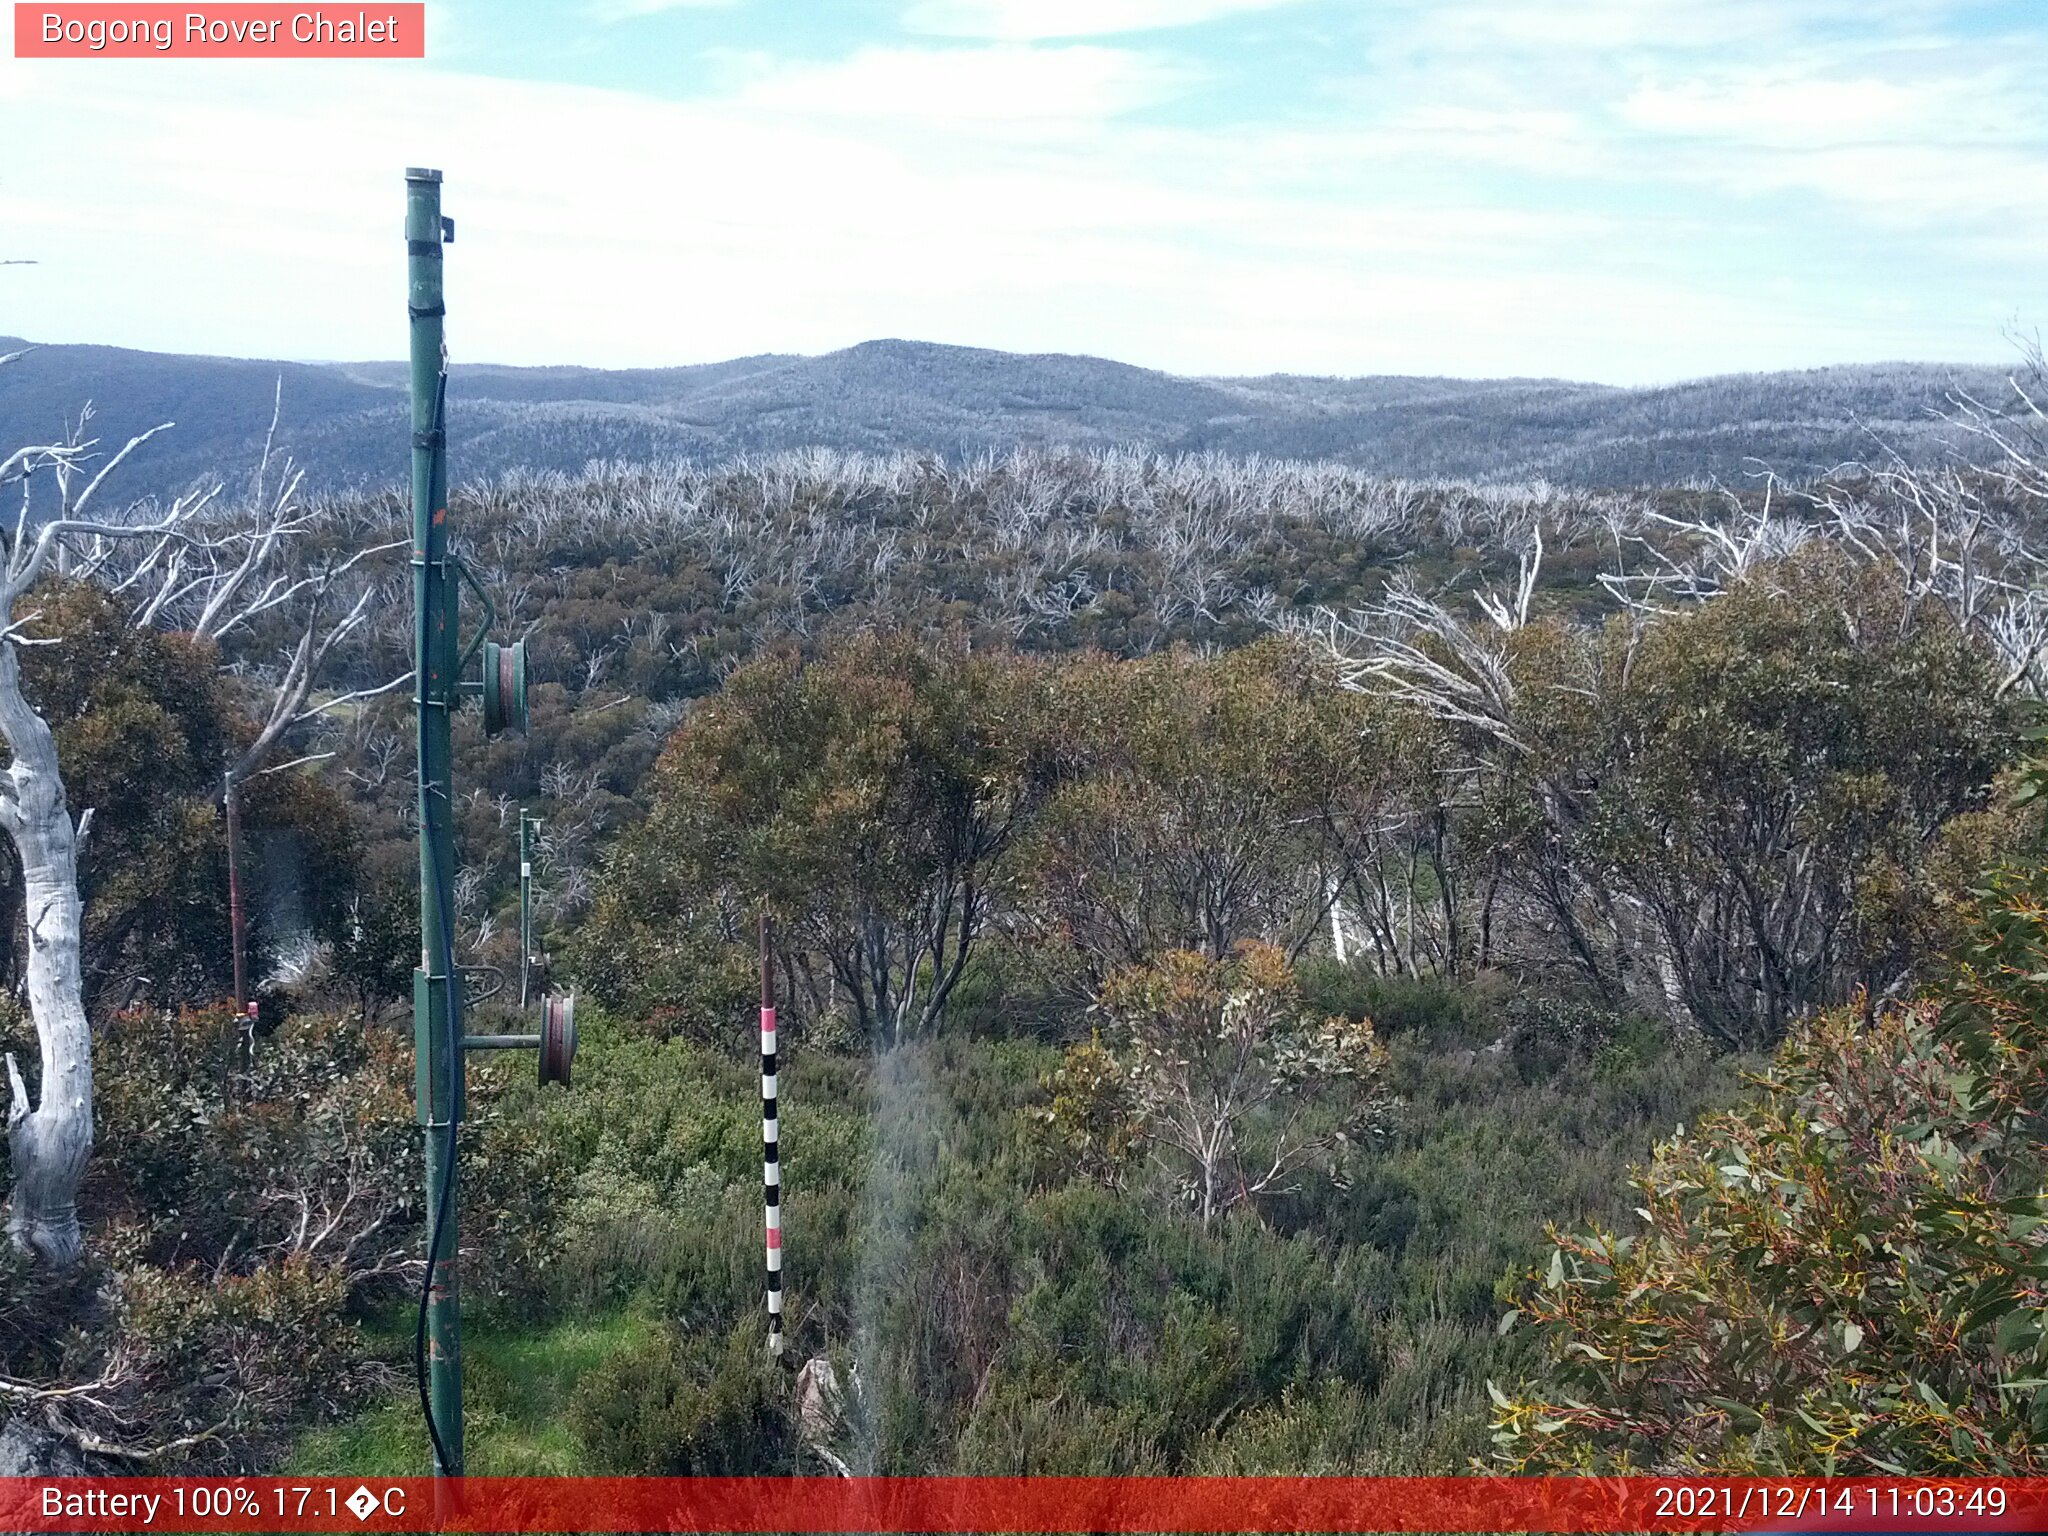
[519,813,538,1008]
[406,165,463,1479]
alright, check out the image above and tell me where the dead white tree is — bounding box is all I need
[1594,370,2048,699]
[0,405,207,1265]
[1594,476,1812,613]
[0,375,403,1265]
[1475,521,1544,631]
[1805,364,2048,698]
[1299,572,1533,756]
[1302,365,2048,1031]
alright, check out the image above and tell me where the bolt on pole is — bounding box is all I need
[406,164,464,1480]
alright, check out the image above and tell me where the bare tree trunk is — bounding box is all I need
[0,646,91,1268]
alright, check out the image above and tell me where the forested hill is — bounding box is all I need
[0,333,2014,500]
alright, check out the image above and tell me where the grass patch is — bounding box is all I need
[289,1309,657,1476]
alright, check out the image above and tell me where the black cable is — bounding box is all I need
[413,367,460,1479]
[415,1075,458,1474]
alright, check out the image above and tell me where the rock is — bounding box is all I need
[0,1415,92,1476]
[794,1357,843,1443]
[793,1357,857,1478]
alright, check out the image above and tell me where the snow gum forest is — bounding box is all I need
[3,345,2048,1478]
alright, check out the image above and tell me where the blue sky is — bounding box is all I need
[1,0,2043,383]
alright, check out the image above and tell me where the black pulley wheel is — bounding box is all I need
[539,992,576,1087]
[481,639,528,736]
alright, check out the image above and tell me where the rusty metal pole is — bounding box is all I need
[224,772,246,1013]
[519,812,540,1008]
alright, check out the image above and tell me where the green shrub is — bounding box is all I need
[1298,966,1472,1043]
[569,1318,793,1473]
[113,1257,379,1457]
[1492,852,2048,1473]
[292,976,1739,1476]
[0,1003,570,1465]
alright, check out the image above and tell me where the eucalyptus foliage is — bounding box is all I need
[1493,756,2048,1473]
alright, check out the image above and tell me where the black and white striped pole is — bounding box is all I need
[760,913,784,1356]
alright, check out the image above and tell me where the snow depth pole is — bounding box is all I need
[761,913,785,1355]
[407,165,465,1480]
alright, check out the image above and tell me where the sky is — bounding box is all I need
[0,0,2043,384]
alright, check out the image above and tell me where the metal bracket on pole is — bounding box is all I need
[453,557,495,680]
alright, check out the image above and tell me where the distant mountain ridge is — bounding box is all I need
[0,334,2014,502]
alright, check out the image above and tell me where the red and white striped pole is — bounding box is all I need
[760,913,784,1356]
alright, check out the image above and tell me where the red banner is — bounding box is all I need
[1,1476,2044,1533]
[13,5,425,58]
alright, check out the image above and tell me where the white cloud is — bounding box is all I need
[903,0,1303,41]
[1619,73,2003,149]
[1365,106,1615,179]
[1377,0,1946,58]
[587,0,741,21]
[719,44,1193,122]
[1328,0,2048,241]
[0,57,1675,381]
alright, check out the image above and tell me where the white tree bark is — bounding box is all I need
[0,641,92,1267]
[0,387,326,1265]
[0,405,193,1266]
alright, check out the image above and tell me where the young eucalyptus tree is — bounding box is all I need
[1091,942,1393,1228]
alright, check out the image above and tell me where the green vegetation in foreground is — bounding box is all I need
[287,1310,659,1477]
[291,975,1742,1475]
